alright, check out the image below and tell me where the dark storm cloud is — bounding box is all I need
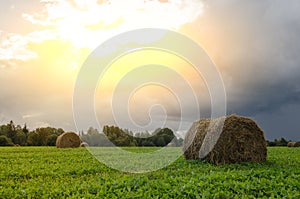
[199,0,300,139]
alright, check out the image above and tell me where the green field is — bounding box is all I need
[0,147,299,198]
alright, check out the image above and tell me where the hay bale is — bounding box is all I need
[80,142,89,147]
[287,142,300,147]
[56,132,81,148]
[287,142,295,147]
[183,115,267,164]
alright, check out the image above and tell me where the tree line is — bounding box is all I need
[0,121,64,146]
[1,120,295,147]
[80,126,183,147]
[266,137,299,147]
[0,121,183,147]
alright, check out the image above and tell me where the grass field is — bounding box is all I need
[0,147,299,198]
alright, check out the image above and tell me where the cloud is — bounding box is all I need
[21,0,204,49]
[0,33,37,65]
[0,0,205,132]
[32,121,51,129]
[203,0,300,113]
[186,0,300,139]
[1,0,204,67]
[22,113,43,119]
[0,30,60,68]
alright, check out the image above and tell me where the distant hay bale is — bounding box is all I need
[287,142,300,147]
[56,132,81,148]
[287,142,295,147]
[183,115,267,164]
[80,142,89,147]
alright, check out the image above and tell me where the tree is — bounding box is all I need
[150,128,175,147]
[57,128,64,136]
[0,121,66,146]
[22,124,29,138]
[156,137,166,147]
[46,134,58,146]
[81,127,113,146]
[27,132,39,146]
[277,137,288,146]
[14,130,26,146]
[141,139,155,146]
[7,120,16,142]
[27,127,63,146]
[0,135,14,146]
[102,126,176,147]
[87,127,99,135]
[0,124,10,137]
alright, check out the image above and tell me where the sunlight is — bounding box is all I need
[27,0,204,50]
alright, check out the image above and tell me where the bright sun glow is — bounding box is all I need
[0,0,204,84]
[22,0,204,50]
[0,0,205,129]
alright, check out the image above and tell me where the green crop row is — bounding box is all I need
[0,147,299,198]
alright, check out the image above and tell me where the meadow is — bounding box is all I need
[0,147,299,198]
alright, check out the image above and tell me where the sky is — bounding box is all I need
[0,0,300,140]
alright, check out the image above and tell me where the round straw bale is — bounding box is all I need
[288,142,295,147]
[56,132,81,148]
[288,142,300,147]
[183,115,267,164]
[80,142,89,147]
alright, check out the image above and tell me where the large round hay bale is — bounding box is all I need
[287,142,300,147]
[56,132,81,148]
[183,115,267,164]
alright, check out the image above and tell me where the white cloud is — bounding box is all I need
[0,0,204,67]
[22,0,204,49]
[22,113,43,119]
[33,121,51,128]
[0,34,37,62]
[0,30,60,68]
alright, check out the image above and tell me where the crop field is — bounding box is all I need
[0,147,299,198]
